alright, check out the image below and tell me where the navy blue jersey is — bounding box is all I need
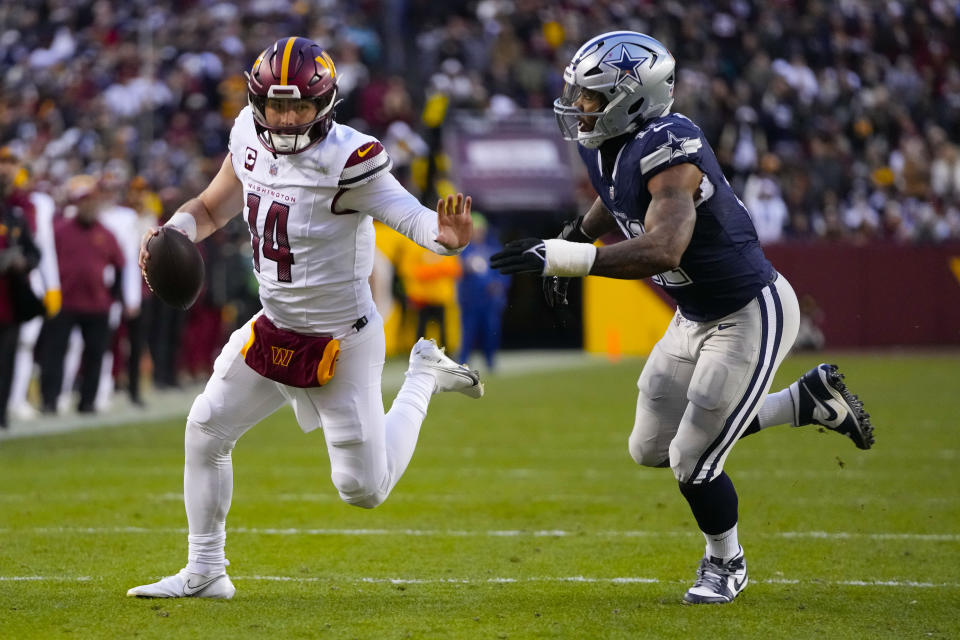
[578,113,775,321]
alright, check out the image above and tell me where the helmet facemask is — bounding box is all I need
[247,82,338,155]
[554,80,647,149]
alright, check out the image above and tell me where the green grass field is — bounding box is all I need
[1,352,958,639]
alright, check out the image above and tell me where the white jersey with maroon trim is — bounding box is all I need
[228,105,392,335]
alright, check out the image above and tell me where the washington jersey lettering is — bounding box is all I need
[579,113,775,321]
[229,106,391,334]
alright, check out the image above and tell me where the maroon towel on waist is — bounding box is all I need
[241,315,340,388]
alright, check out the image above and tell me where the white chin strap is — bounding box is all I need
[578,130,606,149]
[271,132,312,153]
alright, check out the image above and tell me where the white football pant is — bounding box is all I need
[629,274,800,484]
[182,309,435,573]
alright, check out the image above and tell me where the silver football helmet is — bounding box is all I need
[554,31,676,148]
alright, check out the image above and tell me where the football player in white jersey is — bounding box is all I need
[128,37,483,599]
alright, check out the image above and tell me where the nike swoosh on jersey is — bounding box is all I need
[357,143,376,157]
[802,381,840,423]
[650,122,672,132]
[183,575,220,596]
[717,323,737,330]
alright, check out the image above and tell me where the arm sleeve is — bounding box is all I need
[336,173,462,256]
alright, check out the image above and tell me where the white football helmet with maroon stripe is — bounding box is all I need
[247,37,339,155]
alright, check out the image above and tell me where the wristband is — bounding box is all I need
[543,238,597,277]
[165,211,198,242]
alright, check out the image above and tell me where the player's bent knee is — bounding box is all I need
[185,419,235,464]
[628,401,670,467]
[628,431,668,468]
[668,438,698,484]
[331,471,387,509]
[187,394,212,428]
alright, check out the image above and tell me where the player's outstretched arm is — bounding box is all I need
[435,193,473,251]
[139,154,244,270]
[491,163,701,281]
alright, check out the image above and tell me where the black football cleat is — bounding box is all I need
[683,549,748,604]
[791,363,874,450]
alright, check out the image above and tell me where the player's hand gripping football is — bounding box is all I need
[139,225,190,283]
[138,227,159,276]
[435,193,473,251]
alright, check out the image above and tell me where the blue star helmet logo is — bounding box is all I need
[603,44,648,85]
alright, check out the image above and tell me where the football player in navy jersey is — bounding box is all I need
[492,31,874,604]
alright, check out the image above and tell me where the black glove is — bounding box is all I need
[541,215,593,307]
[543,275,570,307]
[558,215,594,243]
[490,238,547,274]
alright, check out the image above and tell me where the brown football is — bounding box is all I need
[143,227,204,310]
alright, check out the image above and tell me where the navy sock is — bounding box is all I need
[678,471,738,535]
[738,416,761,439]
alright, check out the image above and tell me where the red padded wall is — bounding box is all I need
[765,242,960,347]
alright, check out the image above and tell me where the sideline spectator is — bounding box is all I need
[39,176,123,414]
[4,149,59,421]
[457,213,510,370]
[0,147,42,428]
[94,165,144,410]
[743,153,789,244]
[398,241,462,349]
[121,176,162,405]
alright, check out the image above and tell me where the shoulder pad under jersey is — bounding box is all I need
[338,140,392,188]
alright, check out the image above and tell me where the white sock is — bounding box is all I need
[187,532,227,576]
[756,388,796,429]
[393,369,436,418]
[381,370,435,493]
[184,423,234,575]
[704,524,740,562]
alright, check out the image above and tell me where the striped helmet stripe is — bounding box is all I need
[280,37,297,85]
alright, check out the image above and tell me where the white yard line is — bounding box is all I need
[1,491,948,507]
[1,575,956,588]
[2,526,957,541]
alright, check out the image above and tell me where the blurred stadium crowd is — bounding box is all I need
[1,0,960,423]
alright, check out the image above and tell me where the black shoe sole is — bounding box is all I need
[823,364,875,450]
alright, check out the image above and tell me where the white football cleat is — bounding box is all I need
[126,568,235,599]
[683,548,748,605]
[409,338,484,398]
